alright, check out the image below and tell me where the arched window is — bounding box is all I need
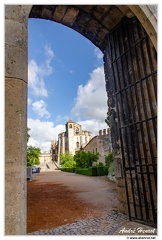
[76,142,79,148]
[69,124,72,128]
[76,127,79,134]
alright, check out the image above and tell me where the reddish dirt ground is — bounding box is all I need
[27,171,117,233]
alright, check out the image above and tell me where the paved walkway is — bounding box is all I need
[28,170,157,236]
[28,210,157,235]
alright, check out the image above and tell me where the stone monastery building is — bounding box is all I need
[50,119,112,165]
[52,119,92,163]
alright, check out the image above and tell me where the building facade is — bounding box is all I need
[39,152,52,164]
[52,119,92,163]
[84,128,112,164]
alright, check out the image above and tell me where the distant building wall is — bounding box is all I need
[39,152,52,164]
[84,128,112,164]
[53,120,92,163]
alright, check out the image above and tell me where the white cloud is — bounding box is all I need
[28,45,54,98]
[71,66,108,122]
[78,119,108,137]
[27,118,65,152]
[44,45,55,75]
[32,100,50,119]
[94,47,103,60]
[55,115,69,122]
[45,45,55,59]
[28,59,48,97]
[27,118,108,152]
[28,98,32,105]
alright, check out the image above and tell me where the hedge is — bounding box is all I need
[88,167,97,176]
[103,166,108,175]
[75,168,88,175]
[97,166,104,176]
[61,166,108,176]
[75,167,98,176]
[61,167,75,173]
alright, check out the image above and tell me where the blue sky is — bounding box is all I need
[27,18,109,152]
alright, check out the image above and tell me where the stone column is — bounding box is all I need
[5,5,31,235]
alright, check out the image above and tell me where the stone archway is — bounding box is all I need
[5,5,157,235]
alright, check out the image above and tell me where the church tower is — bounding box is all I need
[66,119,82,155]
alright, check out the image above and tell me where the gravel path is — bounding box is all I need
[27,170,157,236]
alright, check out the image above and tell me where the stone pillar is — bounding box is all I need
[5,5,30,235]
[103,129,106,135]
[99,130,102,136]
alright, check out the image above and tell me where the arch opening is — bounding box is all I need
[5,5,157,235]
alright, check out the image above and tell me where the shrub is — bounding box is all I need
[75,168,88,175]
[60,151,76,168]
[105,151,114,175]
[74,151,99,168]
[61,167,75,173]
[103,166,108,175]
[97,162,104,167]
[27,146,41,166]
[105,151,113,168]
[109,162,114,175]
[74,151,87,168]
[88,167,97,176]
[97,166,104,176]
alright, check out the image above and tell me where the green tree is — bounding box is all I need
[105,151,114,174]
[86,151,99,167]
[74,151,99,168]
[27,128,31,142]
[74,151,87,168]
[105,112,110,127]
[27,146,41,166]
[105,151,113,167]
[60,151,75,167]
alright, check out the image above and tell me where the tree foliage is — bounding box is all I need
[27,128,31,143]
[27,128,41,166]
[74,151,99,168]
[105,151,114,167]
[27,146,41,166]
[105,151,114,174]
[60,151,75,167]
[105,112,110,127]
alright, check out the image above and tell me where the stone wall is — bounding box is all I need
[5,5,31,235]
[84,129,112,164]
[39,152,52,164]
[104,16,157,223]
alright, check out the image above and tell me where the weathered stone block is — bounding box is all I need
[5,77,27,235]
[41,8,52,19]
[5,5,30,24]
[114,158,124,179]
[93,5,112,20]
[77,5,94,13]
[117,188,127,202]
[53,5,67,22]
[102,6,124,29]
[118,202,128,215]
[87,20,101,34]
[5,19,27,50]
[116,178,125,187]
[5,44,27,81]
[63,7,79,26]
[5,78,27,160]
